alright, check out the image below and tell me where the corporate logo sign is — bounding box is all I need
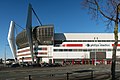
[86,43,110,47]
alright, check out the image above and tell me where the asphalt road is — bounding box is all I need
[0,64,120,80]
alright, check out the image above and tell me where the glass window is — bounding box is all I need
[83,49,87,51]
[69,49,73,51]
[107,49,112,51]
[73,49,77,51]
[87,49,92,51]
[59,49,63,51]
[54,49,57,51]
[117,49,120,51]
[77,49,81,51]
[38,48,42,50]
[64,49,68,51]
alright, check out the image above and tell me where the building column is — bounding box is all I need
[78,60,80,64]
[82,59,84,65]
[52,58,54,64]
[72,59,74,65]
[62,59,65,65]
[102,59,104,64]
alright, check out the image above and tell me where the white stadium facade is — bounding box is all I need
[7,4,120,65]
[8,23,120,65]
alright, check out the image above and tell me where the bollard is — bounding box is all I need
[29,75,32,80]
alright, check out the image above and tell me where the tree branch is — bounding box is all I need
[105,19,113,32]
[88,6,97,11]
[94,0,116,22]
[86,0,96,5]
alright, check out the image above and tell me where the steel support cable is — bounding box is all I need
[32,8,42,26]
[14,22,25,30]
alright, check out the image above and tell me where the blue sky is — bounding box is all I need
[0,0,114,59]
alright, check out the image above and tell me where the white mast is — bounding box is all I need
[8,21,17,61]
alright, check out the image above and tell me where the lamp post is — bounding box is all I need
[4,45,6,67]
[34,52,38,63]
[94,37,98,66]
[34,42,38,64]
[48,48,49,63]
[4,44,9,67]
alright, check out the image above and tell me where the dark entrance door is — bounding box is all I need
[90,52,106,64]
[90,52,106,59]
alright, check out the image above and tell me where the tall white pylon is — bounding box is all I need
[8,21,17,62]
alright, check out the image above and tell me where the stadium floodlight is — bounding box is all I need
[8,21,17,62]
[26,4,34,63]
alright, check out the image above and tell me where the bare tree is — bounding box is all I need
[82,0,120,80]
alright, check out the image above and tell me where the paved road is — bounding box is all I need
[0,64,120,80]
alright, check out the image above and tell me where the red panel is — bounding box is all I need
[17,54,30,56]
[42,47,47,50]
[82,59,84,64]
[18,49,30,53]
[38,52,47,55]
[62,44,65,46]
[72,59,74,65]
[112,44,120,46]
[62,44,83,47]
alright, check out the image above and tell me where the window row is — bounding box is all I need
[34,47,47,51]
[54,49,120,52]
[64,40,120,42]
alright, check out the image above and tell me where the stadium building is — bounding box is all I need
[14,25,120,65]
[7,4,120,65]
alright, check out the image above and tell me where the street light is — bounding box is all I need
[4,44,9,67]
[94,37,98,66]
[34,42,38,64]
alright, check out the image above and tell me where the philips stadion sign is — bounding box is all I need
[86,43,110,47]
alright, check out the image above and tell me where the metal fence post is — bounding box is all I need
[67,72,69,80]
[91,71,93,80]
[29,75,32,80]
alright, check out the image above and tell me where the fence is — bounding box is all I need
[27,71,120,80]
[21,70,94,80]
[1,70,112,80]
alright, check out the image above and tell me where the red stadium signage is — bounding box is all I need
[62,44,83,47]
[112,44,120,47]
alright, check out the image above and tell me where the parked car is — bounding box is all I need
[11,63,20,67]
[48,63,54,67]
[53,63,62,67]
[20,62,30,67]
[29,63,41,67]
[41,63,49,67]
